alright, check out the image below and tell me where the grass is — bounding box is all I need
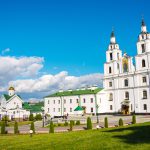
[0,121,31,127]
[0,122,150,150]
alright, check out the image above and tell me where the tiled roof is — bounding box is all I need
[3,94,22,101]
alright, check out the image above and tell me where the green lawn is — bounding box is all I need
[0,122,150,150]
[0,121,31,127]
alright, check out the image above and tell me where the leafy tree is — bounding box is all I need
[118,118,124,126]
[49,121,54,133]
[1,121,6,134]
[30,121,35,133]
[35,114,42,120]
[87,117,92,130]
[14,121,19,134]
[29,114,34,121]
[132,115,136,124]
[64,121,69,126]
[76,120,80,125]
[104,117,108,128]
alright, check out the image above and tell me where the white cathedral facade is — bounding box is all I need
[44,19,150,117]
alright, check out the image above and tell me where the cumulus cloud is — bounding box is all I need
[0,56,44,87]
[9,71,103,96]
[1,48,11,55]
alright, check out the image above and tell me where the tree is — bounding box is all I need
[35,114,42,121]
[104,117,108,128]
[30,121,35,133]
[87,117,92,130]
[1,121,6,134]
[14,121,19,134]
[132,115,136,124]
[76,120,80,125]
[118,118,124,126]
[29,114,34,121]
[49,121,54,133]
[70,120,73,131]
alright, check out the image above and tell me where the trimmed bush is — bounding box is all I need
[132,115,136,124]
[49,121,54,133]
[58,123,62,126]
[118,118,124,126]
[30,121,35,133]
[104,117,108,128]
[64,121,69,126]
[76,120,80,125]
[1,121,6,134]
[29,114,34,121]
[87,117,92,130]
[14,121,19,134]
[35,114,42,120]
[70,120,73,131]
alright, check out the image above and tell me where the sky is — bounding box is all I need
[0,0,149,101]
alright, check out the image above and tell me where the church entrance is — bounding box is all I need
[121,105,129,115]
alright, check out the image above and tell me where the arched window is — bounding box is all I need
[143,90,147,99]
[110,53,113,60]
[141,44,145,53]
[125,92,129,100]
[109,93,113,101]
[142,59,146,67]
[124,79,128,87]
[109,67,112,74]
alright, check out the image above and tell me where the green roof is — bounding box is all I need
[22,102,31,110]
[74,106,84,111]
[45,88,103,98]
[3,94,22,101]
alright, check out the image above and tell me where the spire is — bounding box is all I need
[141,17,147,33]
[110,27,116,44]
[141,18,145,26]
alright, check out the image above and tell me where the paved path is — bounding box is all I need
[6,115,150,134]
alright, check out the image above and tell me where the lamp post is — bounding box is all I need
[16,104,20,122]
[96,104,99,124]
[41,107,44,127]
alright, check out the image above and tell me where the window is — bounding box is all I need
[53,108,55,112]
[143,90,147,99]
[70,108,72,112]
[70,99,72,103]
[100,98,101,103]
[110,105,113,110]
[141,44,145,53]
[14,102,16,105]
[110,53,113,60]
[117,53,119,60]
[91,107,93,112]
[144,104,147,110]
[117,63,119,70]
[109,81,112,87]
[124,79,128,87]
[48,108,49,112]
[142,76,147,83]
[83,98,86,103]
[76,99,79,103]
[109,93,113,101]
[64,108,66,112]
[125,92,129,100]
[109,67,112,74]
[58,100,60,104]
[53,100,55,104]
[91,98,93,103]
[142,59,146,67]
[64,99,66,104]
[58,108,60,112]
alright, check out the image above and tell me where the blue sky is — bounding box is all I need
[0,0,149,75]
[0,0,149,100]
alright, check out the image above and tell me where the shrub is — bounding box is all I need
[64,121,69,126]
[87,117,92,130]
[118,118,124,126]
[14,121,19,134]
[2,116,9,126]
[1,121,6,134]
[70,120,73,131]
[30,121,35,133]
[49,121,54,133]
[35,114,42,120]
[104,117,108,128]
[58,123,61,126]
[29,114,34,121]
[76,120,80,125]
[132,115,136,124]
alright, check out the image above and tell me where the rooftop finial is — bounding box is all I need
[111,26,115,37]
[141,15,145,26]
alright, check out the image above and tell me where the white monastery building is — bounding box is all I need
[0,87,30,120]
[44,19,150,117]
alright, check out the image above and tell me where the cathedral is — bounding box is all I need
[44,19,150,117]
[104,19,150,114]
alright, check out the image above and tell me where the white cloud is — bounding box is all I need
[0,56,44,87]
[1,48,11,55]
